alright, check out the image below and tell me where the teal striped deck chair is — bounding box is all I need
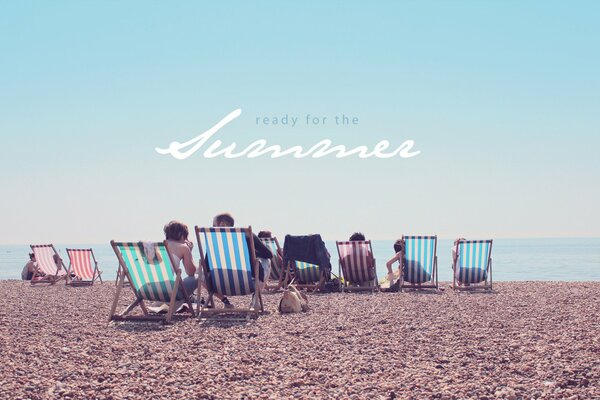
[109,241,195,323]
[400,235,439,291]
[195,226,263,319]
[259,237,286,291]
[452,239,493,290]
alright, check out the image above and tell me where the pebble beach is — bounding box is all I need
[0,281,599,399]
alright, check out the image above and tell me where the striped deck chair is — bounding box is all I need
[65,248,103,286]
[452,239,493,291]
[30,244,68,285]
[400,235,439,291]
[259,237,286,291]
[336,240,378,293]
[109,241,195,323]
[195,226,263,319]
[293,260,322,290]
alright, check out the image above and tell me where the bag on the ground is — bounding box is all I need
[278,285,309,313]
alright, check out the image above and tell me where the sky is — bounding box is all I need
[0,1,599,244]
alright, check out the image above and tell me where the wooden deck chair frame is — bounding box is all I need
[259,236,287,291]
[283,260,326,292]
[109,240,196,324]
[65,248,103,286]
[30,244,68,285]
[336,240,379,293]
[399,235,439,291]
[452,239,493,291]
[195,226,264,320]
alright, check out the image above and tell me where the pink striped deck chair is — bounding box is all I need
[66,248,103,286]
[30,244,68,285]
[336,240,378,292]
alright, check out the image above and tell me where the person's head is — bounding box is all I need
[163,220,189,241]
[393,239,404,253]
[29,253,35,261]
[349,232,365,241]
[213,213,234,227]
[258,231,272,238]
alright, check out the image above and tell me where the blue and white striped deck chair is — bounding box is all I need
[400,235,439,291]
[259,237,285,291]
[109,241,195,323]
[195,226,263,319]
[452,239,493,290]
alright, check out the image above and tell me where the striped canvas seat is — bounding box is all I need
[455,240,492,285]
[66,248,102,285]
[401,235,438,289]
[336,241,375,284]
[30,244,67,284]
[113,242,177,302]
[294,261,320,284]
[260,237,283,280]
[201,228,256,296]
[109,240,195,323]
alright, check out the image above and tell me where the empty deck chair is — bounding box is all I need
[65,248,103,286]
[195,226,263,320]
[336,240,378,292]
[452,239,493,290]
[30,244,68,285]
[259,236,286,291]
[109,241,195,323]
[400,235,438,291]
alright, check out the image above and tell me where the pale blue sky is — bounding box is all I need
[0,1,599,244]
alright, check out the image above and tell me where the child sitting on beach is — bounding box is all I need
[385,239,404,289]
[21,253,37,280]
[164,220,233,308]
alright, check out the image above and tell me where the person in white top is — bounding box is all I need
[163,220,232,307]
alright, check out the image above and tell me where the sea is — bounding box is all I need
[2,238,599,281]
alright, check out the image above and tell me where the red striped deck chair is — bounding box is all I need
[400,235,439,291]
[65,248,103,286]
[195,226,263,320]
[259,236,286,291]
[30,244,68,285]
[109,240,196,324]
[336,240,378,293]
[452,239,493,291]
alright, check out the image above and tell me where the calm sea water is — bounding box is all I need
[2,238,599,281]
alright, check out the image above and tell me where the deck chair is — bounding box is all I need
[195,226,263,320]
[30,244,68,285]
[400,235,438,291]
[282,234,330,292]
[336,240,379,293]
[452,239,493,291]
[259,237,286,291]
[65,248,103,286]
[109,241,195,323]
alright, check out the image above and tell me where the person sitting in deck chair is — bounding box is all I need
[341,232,376,288]
[164,220,233,308]
[211,213,273,291]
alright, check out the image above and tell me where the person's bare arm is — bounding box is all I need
[386,253,401,274]
[180,246,197,277]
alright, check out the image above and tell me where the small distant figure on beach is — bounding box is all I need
[21,253,37,280]
[385,239,405,290]
[212,213,273,291]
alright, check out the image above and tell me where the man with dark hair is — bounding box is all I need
[349,232,366,241]
[212,212,273,289]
